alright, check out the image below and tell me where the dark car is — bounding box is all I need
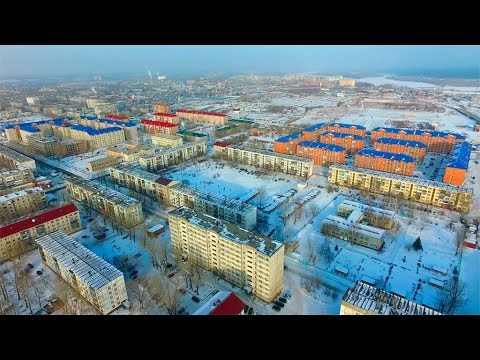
[130,270,138,277]
[27,263,34,269]
[272,305,281,312]
[178,307,186,315]
[192,296,200,303]
[274,301,285,308]
[36,270,43,276]
[278,297,287,304]
[82,235,88,238]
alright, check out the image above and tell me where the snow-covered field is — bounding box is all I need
[358,76,439,88]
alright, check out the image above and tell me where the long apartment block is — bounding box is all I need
[0,203,81,261]
[443,141,471,186]
[318,132,365,154]
[0,168,35,191]
[0,187,47,224]
[169,183,257,230]
[374,138,427,163]
[328,164,473,213]
[65,176,144,228]
[168,207,284,302]
[296,141,347,166]
[176,109,228,125]
[0,145,37,171]
[214,142,313,178]
[371,127,465,153]
[139,141,207,171]
[109,164,179,204]
[340,281,441,315]
[354,149,416,176]
[36,231,128,315]
[110,164,257,229]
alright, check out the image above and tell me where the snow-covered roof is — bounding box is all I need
[0,145,34,164]
[228,144,313,163]
[343,281,442,315]
[169,206,282,256]
[339,200,395,219]
[372,127,465,139]
[111,163,163,183]
[323,214,385,240]
[147,224,164,233]
[330,164,473,194]
[0,186,43,203]
[36,231,124,290]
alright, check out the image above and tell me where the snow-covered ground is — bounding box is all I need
[358,76,439,88]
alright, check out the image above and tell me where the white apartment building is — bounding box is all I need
[168,207,284,302]
[36,231,128,315]
[65,176,144,228]
[215,143,313,178]
[0,168,35,191]
[139,141,207,171]
[0,145,37,171]
[169,184,257,230]
[0,187,47,224]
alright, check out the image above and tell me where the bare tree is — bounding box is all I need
[0,270,9,304]
[307,203,319,220]
[417,210,429,231]
[306,235,317,264]
[455,224,465,256]
[31,276,48,311]
[437,277,468,314]
[319,239,334,265]
[127,278,150,312]
[256,186,266,209]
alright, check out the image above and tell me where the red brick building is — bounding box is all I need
[374,138,427,163]
[354,149,416,176]
[371,127,465,154]
[443,142,471,186]
[153,112,179,125]
[296,141,347,166]
[152,103,170,114]
[318,132,365,154]
[274,132,303,155]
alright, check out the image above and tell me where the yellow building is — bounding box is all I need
[0,187,47,224]
[107,144,156,163]
[85,156,121,172]
[65,176,144,228]
[176,109,228,125]
[0,169,35,192]
[214,143,313,178]
[337,200,395,230]
[340,281,441,315]
[168,206,284,302]
[0,203,81,261]
[338,79,356,87]
[69,125,126,151]
[151,134,183,148]
[37,231,128,315]
[328,164,473,213]
[0,145,37,171]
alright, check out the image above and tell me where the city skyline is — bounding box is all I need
[0,45,479,79]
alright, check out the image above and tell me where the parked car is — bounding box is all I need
[274,301,284,308]
[272,305,281,312]
[192,296,200,303]
[278,297,287,304]
[178,307,186,315]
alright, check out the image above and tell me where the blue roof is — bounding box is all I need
[71,124,123,136]
[328,123,366,130]
[357,149,416,163]
[276,132,303,143]
[375,138,427,148]
[447,142,471,169]
[19,125,41,133]
[303,123,325,132]
[321,131,363,140]
[6,118,68,130]
[298,141,346,152]
[373,127,465,139]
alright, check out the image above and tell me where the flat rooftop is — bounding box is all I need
[36,231,124,290]
[172,183,257,213]
[111,163,163,183]
[229,144,313,163]
[330,164,473,194]
[0,186,43,203]
[66,176,140,207]
[140,141,206,160]
[323,214,385,240]
[343,281,441,315]
[339,200,395,219]
[0,145,35,163]
[169,206,282,256]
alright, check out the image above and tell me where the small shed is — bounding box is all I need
[147,224,165,238]
[429,277,445,289]
[335,265,349,277]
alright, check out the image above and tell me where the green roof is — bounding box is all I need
[228,118,255,124]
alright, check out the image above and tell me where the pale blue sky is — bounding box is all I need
[0,45,478,78]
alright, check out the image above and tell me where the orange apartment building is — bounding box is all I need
[374,138,427,163]
[140,119,179,135]
[354,149,416,176]
[302,123,325,141]
[318,132,365,154]
[176,109,228,125]
[371,127,465,154]
[274,132,304,155]
[443,142,471,186]
[152,103,170,114]
[302,123,366,141]
[153,112,179,125]
[296,141,347,166]
[104,114,130,122]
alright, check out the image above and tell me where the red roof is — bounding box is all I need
[214,141,229,147]
[0,203,78,239]
[140,120,178,128]
[153,112,177,118]
[210,293,245,315]
[105,114,128,120]
[176,109,227,117]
